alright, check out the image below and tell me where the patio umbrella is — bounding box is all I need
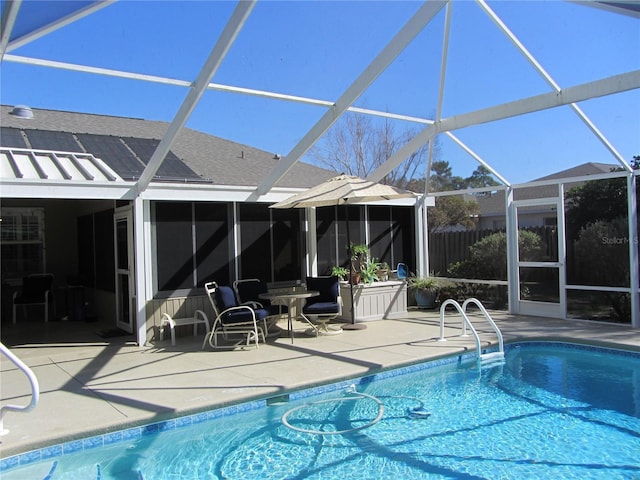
[271,174,416,327]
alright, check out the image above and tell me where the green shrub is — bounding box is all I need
[449,230,543,281]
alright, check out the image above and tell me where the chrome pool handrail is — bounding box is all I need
[0,341,40,435]
[437,298,504,366]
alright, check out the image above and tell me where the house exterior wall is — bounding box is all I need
[145,294,214,345]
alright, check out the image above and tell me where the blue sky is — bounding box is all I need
[1,0,638,185]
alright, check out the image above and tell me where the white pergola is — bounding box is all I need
[1,0,638,340]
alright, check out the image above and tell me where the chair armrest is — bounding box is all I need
[240,300,264,309]
[216,305,259,327]
[194,309,209,324]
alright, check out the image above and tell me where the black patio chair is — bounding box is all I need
[202,282,269,349]
[13,273,55,323]
[233,278,288,320]
[303,276,343,335]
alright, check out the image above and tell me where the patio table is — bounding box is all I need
[259,290,318,343]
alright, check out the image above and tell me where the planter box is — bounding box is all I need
[339,280,407,322]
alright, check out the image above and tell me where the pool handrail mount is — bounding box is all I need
[437,298,505,366]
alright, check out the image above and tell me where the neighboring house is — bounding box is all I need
[0,105,417,344]
[474,162,618,230]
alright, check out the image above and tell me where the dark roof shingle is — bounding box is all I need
[0,105,335,187]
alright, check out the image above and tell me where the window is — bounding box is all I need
[271,207,303,281]
[0,207,45,279]
[238,204,303,282]
[195,203,233,287]
[316,205,364,276]
[154,202,233,292]
[155,202,194,291]
[153,201,302,294]
[369,206,393,265]
[239,204,272,281]
[316,205,413,275]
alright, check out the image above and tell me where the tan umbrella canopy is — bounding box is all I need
[271,174,416,209]
[271,174,416,327]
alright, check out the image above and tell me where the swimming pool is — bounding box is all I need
[2,341,639,479]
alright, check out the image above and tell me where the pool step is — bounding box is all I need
[94,464,144,479]
[480,351,505,367]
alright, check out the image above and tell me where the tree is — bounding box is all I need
[572,218,631,321]
[309,113,430,190]
[564,155,638,322]
[428,196,479,233]
[427,160,466,191]
[467,165,500,189]
[424,161,499,232]
[310,113,499,231]
[565,155,639,241]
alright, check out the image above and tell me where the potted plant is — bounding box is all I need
[331,265,349,281]
[407,276,440,308]
[360,258,380,284]
[376,261,390,281]
[349,243,370,284]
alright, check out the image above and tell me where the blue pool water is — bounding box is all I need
[2,342,640,479]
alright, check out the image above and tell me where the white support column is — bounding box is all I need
[557,184,568,318]
[364,206,370,247]
[133,197,149,347]
[306,207,318,278]
[627,175,639,328]
[416,197,427,277]
[232,203,241,280]
[505,187,518,313]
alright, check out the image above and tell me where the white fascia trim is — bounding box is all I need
[0,180,136,199]
[140,183,306,203]
[427,185,509,198]
[141,183,422,206]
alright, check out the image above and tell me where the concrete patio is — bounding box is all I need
[2,310,640,459]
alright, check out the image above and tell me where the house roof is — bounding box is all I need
[474,162,620,218]
[0,105,335,189]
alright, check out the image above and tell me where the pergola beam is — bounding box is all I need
[135,1,256,193]
[369,69,640,182]
[252,0,448,198]
[4,50,504,189]
[4,53,444,126]
[5,0,115,53]
[477,0,631,172]
[0,0,21,60]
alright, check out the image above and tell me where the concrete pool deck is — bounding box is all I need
[2,310,640,459]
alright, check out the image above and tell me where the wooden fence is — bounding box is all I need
[428,226,558,276]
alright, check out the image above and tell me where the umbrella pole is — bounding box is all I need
[346,206,355,325]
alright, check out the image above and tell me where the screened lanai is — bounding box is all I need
[1,0,638,342]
